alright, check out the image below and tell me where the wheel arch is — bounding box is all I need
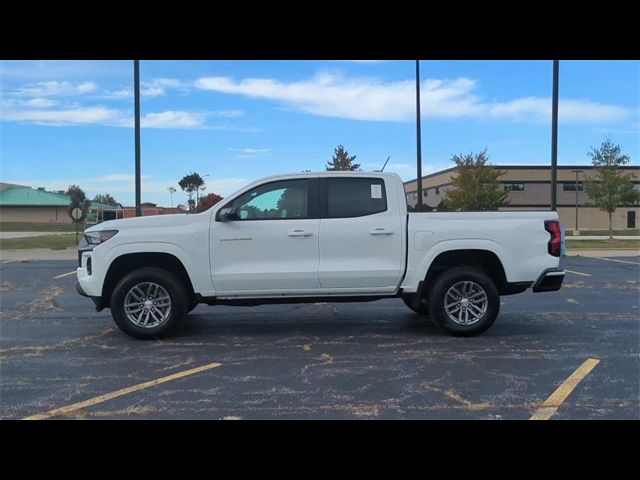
[102,252,195,306]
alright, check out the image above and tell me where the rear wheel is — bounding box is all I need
[110,267,187,339]
[428,267,499,337]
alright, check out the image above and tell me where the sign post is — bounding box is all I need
[70,207,83,244]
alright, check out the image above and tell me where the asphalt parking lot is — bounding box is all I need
[1,256,638,420]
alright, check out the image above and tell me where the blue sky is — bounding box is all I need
[1,60,638,207]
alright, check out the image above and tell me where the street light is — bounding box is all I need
[415,60,423,211]
[571,170,583,234]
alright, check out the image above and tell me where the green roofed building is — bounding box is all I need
[0,183,111,224]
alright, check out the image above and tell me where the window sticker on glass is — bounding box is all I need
[371,184,382,199]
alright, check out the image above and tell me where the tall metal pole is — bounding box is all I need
[415,60,423,211]
[134,60,142,217]
[550,60,559,211]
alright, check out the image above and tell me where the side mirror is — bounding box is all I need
[218,206,240,222]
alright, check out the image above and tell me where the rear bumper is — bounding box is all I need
[532,268,565,293]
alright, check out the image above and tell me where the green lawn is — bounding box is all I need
[565,229,640,236]
[0,222,83,232]
[566,239,640,249]
[0,234,79,250]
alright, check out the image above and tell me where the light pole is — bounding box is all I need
[415,60,423,211]
[550,60,559,211]
[571,170,582,233]
[134,60,142,217]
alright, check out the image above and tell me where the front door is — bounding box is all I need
[318,176,404,291]
[210,178,320,295]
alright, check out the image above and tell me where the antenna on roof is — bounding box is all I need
[377,156,390,172]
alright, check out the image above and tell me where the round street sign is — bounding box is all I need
[71,207,83,221]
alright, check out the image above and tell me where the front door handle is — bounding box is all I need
[369,228,395,236]
[288,229,313,237]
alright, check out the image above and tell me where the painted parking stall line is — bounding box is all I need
[598,258,640,266]
[565,269,591,277]
[53,270,77,279]
[23,362,222,420]
[1,260,19,264]
[530,358,600,421]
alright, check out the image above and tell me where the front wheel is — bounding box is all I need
[428,267,499,337]
[110,267,188,339]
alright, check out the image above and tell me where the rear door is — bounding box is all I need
[318,176,404,291]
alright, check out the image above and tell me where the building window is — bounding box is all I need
[504,182,525,192]
[563,182,584,191]
[423,190,427,197]
[435,187,440,195]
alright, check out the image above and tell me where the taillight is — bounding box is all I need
[544,220,561,257]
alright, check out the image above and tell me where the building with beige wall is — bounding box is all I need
[404,165,640,231]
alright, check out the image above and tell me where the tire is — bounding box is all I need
[402,295,429,316]
[427,267,499,337]
[110,267,188,339]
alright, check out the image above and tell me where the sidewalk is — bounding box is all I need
[565,249,639,258]
[0,231,76,239]
[0,247,78,261]
[566,235,640,240]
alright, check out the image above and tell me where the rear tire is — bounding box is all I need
[427,267,499,337]
[110,267,187,339]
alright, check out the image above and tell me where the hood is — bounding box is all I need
[85,212,199,232]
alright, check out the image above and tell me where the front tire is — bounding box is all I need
[110,267,187,339]
[427,267,499,337]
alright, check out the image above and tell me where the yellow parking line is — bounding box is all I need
[530,358,600,420]
[23,362,222,420]
[53,270,76,279]
[565,269,591,277]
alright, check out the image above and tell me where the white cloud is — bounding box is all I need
[212,109,245,118]
[139,111,206,129]
[229,147,271,156]
[489,97,630,124]
[1,106,121,125]
[101,78,187,99]
[22,98,60,108]
[195,73,631,124]
[12,81,98,97]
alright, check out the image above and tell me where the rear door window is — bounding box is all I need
[325,178,387,218]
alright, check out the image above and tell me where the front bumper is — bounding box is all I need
[76,281,105,311]
[532,268,565,293]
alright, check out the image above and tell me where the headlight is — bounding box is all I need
[84,230,119,245]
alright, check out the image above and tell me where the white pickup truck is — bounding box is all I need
[76,171,565,339]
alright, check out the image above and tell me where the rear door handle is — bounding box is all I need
[369,228,395,235]
[288,229,313,237]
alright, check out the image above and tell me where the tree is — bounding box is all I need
[441,150,509,211]
[167,186,177,208]
[178,172,205,212]
[93,193,119,207]
[197,192,223,211]
[66,185,91,213]
[326,145,361,171]
[584,139,639,238]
